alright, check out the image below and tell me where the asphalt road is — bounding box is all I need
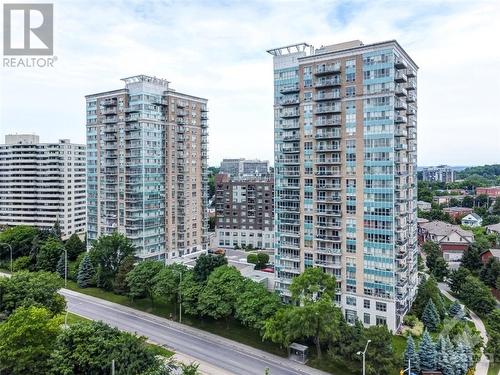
[62,289,329,375]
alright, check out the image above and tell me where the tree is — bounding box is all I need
[247,253,258,264]
[403,335,420,374]
[12,255,32,271]
[48,321,160,374]
[448,300,463,318]
[462,195,474,208]
[198,265,244,320]
[113,255,135,294]
[52,220,62,239]
[234,280,282,330]
[289,267,336,302]
[256,252,270,268]
[153,263,188,304]
[179,271,203,316]
[487,309,500,333]
[77,254,95,288]
[461,244,484,274]
[89,233,135,290]
[431,256,449,282]
[1,271,65,316]
[64,233,85,261]
[418,330,437,371]
[435,335,454,375]
[0,225,40,260]
[448,267,471,294]
[0,306,61,375]
[411,276,446,319]
[36,237,64,272]
[421,298,440,332]
[263,296,342,359]
[492,197,500,216]
[126,261,164,305]
[192,254,227,283]
[329,319,367,362]
[480,257,500,288]
[364,325,397,375]
[56,251,67,279]
[458,275,496,316]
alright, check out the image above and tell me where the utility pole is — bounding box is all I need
[111,359,115,375]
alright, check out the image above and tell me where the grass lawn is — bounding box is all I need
[487,362,500,375]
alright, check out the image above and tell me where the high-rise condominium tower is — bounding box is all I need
[268,40,418,331]
[0,134,86,239]
[86,75,208,260]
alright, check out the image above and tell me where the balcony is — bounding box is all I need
[407,105,416,115]
[282,169,300,177]
[407,93,416,103]
[315,91,341,101]
[395,143,408,151]
[406,67,416,77]
[394,71,407,83]
[102,107,117,115]
[282,120,300,130]
[395,84,407,97]
[394,115,407,124]
[282,134,300,142]
[315,184,341,190]
[314,63,341,76]
[103,117,117,124]
[394,100,407,110]
[315,78,341,88]
[316,144,340,152]
[315,169,341,177]
[279,97,300,106]
[280,84,300,94]
[315,105,341,114]
[394,127,407,137]
[176,110,187,116]
[315,117,341,126]
[315,130,340,139]
[316,157,341,164]
[280,157,300,165]
[282,145,300,153]
[315,260,342,268]
[281,109,300,118]
[407,80,416,91]
[316,221,341,229]
[102,98,117,107]
[394,56,407,69]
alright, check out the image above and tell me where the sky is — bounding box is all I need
[1,0,499,167]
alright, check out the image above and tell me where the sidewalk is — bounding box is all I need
[438,282,490,375]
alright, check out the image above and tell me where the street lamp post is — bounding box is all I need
[178,271,182,324]
[0,243,13,272]
[357,339,371,375]
[63,248,68,288]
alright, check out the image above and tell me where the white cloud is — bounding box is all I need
[1,0,498,166]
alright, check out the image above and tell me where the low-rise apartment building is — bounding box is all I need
[220,158,270,177]
[418,220,473,268]
[422,165,455,183]
[215,173,274,249]
[0,134,86,239]
[476,186,500,198]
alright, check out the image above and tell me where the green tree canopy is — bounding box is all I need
[418,330,437,371]
[480,257,500,288]
[77,254,95,288]
[0,306,61,375]
[0,225,40,260]
[234,280,282,330]
[48,321,159,375]
[1,271,65,316]
[457,275,496,316]
[126,260,164,304]
[289,267,336,303]
[411,276,446,319]
[448,267,471,294]
[36,237,64,272]
[152,263,188,304]
[421,298,440,332]
[403,335,420,374]
[192,254,227,283]
[113,255,135,295]
[198,265,244,319]
[365,325,397,375]
[179,271,203,316]
[89,233,135,290]
[64,233,86,261]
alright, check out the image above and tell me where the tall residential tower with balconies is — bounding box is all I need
[268,40,418,331]
[86,75,208,260]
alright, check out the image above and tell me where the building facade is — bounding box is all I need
[0,134,86,239]
[476,186,500,198]
[268,40,418,331]
[220,158,270,177]
[215,173,274,250]
[86,75,208,260]
[422,165,455,183]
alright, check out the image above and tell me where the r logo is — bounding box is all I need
[3,3,53,55]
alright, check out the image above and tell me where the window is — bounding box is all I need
[345,309,357,324]
[346,296,356,306]
[364,300,370,309]
[346,86,356,98]
[376,302,387,312]
[376,316,387,326]
[346,59,356,69]
[364,313,371,325]
[346,72,355,82]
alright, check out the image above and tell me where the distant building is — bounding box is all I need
[220,158,269,177]
[432,195,466,206]
[442,207,474,220]
[461,213,482,228]
[422,165,455,183]
[417,201,432,212]
[418,220,473,268]
[480,249,500,264]
[0,134,86,239]
[476,186,500,198]
[215,173,274,250]
[486,223,500,235]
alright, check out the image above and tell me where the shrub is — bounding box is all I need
[247,253,258,264]
[12,256,32,272]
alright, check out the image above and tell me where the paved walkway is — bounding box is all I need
[438,282,490,375]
